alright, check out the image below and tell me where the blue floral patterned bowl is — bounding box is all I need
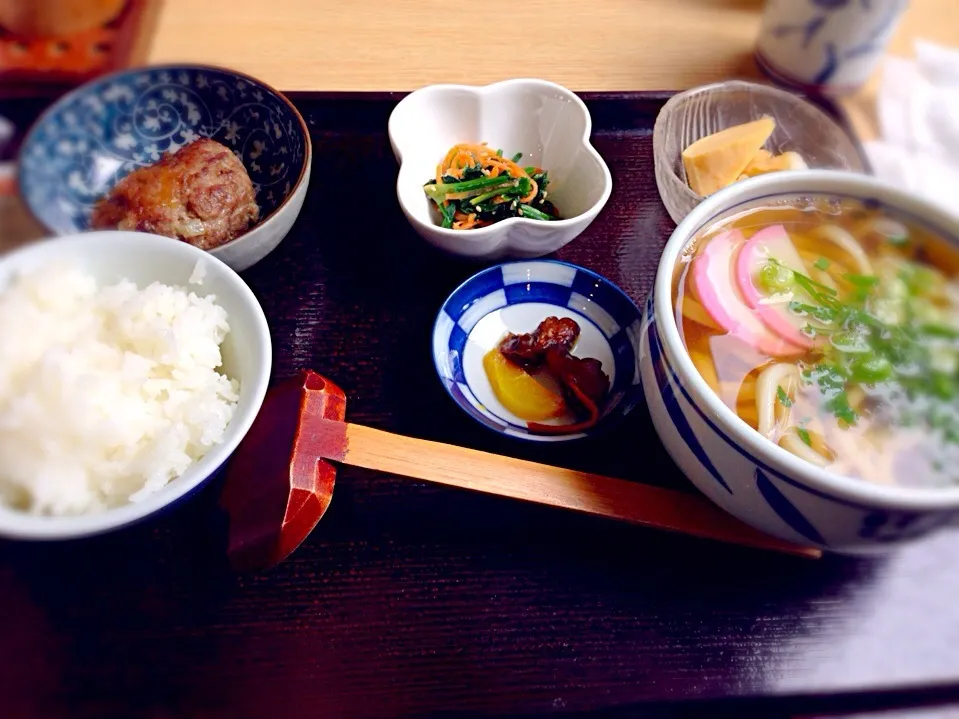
[18,64,311,272]
[433,259,644,442]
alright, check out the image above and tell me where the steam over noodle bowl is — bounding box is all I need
[674,196,959,488]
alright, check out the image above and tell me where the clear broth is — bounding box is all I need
[674,197,959,488]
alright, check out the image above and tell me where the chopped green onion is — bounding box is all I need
[827,392,858,425]
[901,264,941,296]
[830,331,871,354]
[511,152,523,163]
[797,428,812,446]
[759,260,795,294]
[794,273,839,308]
[802,323,836,338]
[776,385,793,407]
[929,372,958,400]
[789,301,837,324]
[920,324,959,339]
[814,257,831,271]
[850,355,892,383]
[843,273,880,288]
[807,363,860,425]
[793,268,838,296]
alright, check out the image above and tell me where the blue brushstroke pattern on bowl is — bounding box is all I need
[433,259,644,442]
[18,64,308,252]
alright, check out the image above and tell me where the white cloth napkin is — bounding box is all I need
[864,40,959,216]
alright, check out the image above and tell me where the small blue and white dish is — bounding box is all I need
[17,64,311,272]
[433,259,644,442]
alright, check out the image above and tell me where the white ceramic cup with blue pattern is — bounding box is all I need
[643,169,959,554]
[755,0,909,96]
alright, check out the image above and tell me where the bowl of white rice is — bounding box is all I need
[0,231,271,539]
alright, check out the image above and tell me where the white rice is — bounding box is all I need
[0,260,239,516]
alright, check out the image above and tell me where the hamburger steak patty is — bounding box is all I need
[91,138,260,250]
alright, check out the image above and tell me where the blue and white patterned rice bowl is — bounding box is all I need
[18,64,311,272]
[644,169,959,554]
[433,259,644,442]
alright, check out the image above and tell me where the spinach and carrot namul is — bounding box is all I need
[423,142,560,230]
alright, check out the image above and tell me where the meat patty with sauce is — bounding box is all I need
[91,138,260,250]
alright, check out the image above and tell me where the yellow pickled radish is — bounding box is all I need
[483,349,567,421]
[738,150,808,180]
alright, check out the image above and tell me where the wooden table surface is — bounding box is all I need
[145,0,959,141]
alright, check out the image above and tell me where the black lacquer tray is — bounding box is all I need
[3,91,959,719]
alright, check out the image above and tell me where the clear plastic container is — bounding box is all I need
[652,80,867,224]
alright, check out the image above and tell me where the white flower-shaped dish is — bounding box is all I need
[389,79,613,261]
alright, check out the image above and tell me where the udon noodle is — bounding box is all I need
[674,197,959,488]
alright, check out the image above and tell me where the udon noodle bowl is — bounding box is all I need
[674,196,959,489]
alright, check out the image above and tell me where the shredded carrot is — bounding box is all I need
[453,213,478,230]
[442,145,460,168]
[429,142,558,230]
[452,151,474,169]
